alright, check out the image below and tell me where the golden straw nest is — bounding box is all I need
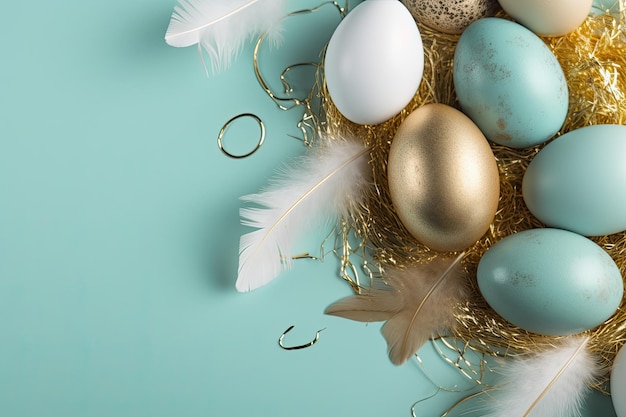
[320,11,626,389]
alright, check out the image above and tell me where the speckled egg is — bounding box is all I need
[453,18,569,148]
[401,0,500,34]
[477,228,624,336]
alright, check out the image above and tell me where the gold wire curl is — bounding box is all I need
[412,337,497,417]
[410,389,493,417]
[217,113,266,159]
[319,10,626,390]
[278,325,326,350]
[253,1,349,146]
[415,336,494,393]
[410,388,442,417]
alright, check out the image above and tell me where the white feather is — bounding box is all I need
[236,138,371,292]
[484,335,601,417]
[165,0,287,73]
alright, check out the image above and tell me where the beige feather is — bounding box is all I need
[325,253,468,365]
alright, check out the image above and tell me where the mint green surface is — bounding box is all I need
[0,1,617,416]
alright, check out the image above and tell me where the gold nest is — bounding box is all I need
[321,12,626,389]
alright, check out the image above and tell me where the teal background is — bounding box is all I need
[0,0,618,416]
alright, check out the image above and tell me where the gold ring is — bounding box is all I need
[217,113,265,159]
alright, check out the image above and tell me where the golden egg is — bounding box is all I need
[387,103,500,252]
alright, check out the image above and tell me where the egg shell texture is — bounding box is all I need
[387,103,499,252]
[324,0,424,125]
[498,0,594,36]
[523,124,626,236]
[401,0,500,34]
[453,18,568,148]
[477,228,624,336]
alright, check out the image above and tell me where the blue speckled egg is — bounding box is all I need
[523,124,626,236]
[477,228,623,336]
[453,18,568,148]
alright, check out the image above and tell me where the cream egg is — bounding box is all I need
[498,0,594,36]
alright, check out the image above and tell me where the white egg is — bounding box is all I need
[324,0,424,125]
[498,0,593,36]
[612,344,626,417]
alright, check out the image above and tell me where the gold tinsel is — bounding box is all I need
[321,11,626,389]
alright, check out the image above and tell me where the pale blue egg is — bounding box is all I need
[523,124,626,236]
[453,18,568,148]
[477,228,623,336]
[612,344,626,417]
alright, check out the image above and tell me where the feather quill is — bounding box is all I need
[165,0,287,73]
[236,138,371,292]
[483,335,601,417]
[325,253,469,365]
